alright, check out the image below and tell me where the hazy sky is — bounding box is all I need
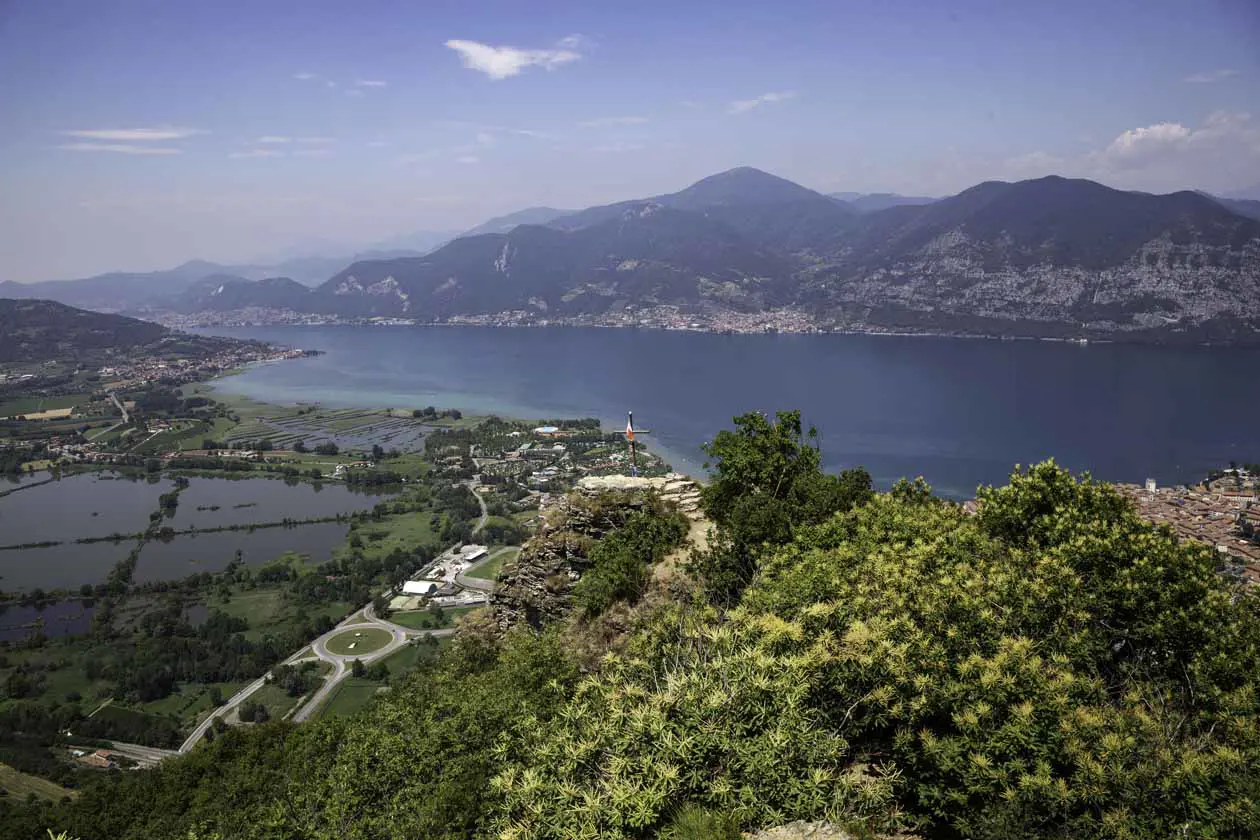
[2,0,1258,282]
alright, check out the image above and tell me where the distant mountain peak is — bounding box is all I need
[671,166,833,208]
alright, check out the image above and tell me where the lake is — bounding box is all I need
[203,325,1260,500]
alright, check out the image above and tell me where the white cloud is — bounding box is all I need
[257,135,292,144]
[57,142,182,155]
[293,72,317,81]
[230,149,284,159]
[326,80,338,89]
[59,127,203,141]
[346,89,365,98]
[444,38,581,80]
[579,116,649,128]
[475,131,495,146]
[727,91,797,115]
[294,148,333,158]
[455,155,479,164]
[1105,122,1192,159]
[1184,68,1239,83]
[367,140,390,148]
[355,79,387,88]
[296,137,335,144]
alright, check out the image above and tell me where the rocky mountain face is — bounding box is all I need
[490,474,702,634]
[318,169,1260,341]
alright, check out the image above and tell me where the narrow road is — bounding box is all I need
[178,489,491,751]
[108,391,130,424]
[471,485,488,535]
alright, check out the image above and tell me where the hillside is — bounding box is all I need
[0,298,250,363]
[16,409,1260,840]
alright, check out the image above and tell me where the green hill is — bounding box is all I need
[11,410,1260,840]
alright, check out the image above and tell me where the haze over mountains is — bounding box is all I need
[4,167,1260,342]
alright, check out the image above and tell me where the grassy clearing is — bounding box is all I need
[378,637,449,677]
[467,547,518,580]
[337,509,439,564]
[136,681,246,725]
[247,682,303,721]
[325,627,392,656]
[0,762,76,802]
[386,605,482,630]
[319,679,386,718]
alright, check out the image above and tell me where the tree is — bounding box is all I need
[371,444,385,461]
[293,439,308,454]
[314,442,339,456]
[351,659,365,678]
[688,410,872,603]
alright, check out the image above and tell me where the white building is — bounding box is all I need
[401,579,442,596]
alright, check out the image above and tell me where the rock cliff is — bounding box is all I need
[489,474,703,633]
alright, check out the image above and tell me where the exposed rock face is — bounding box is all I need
[745,822,857,840]
[490,474,702,633]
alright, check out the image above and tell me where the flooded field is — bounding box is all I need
[0,539,136,592]
[0,599,96,642]
[133,522,350,582]
[0,472,393,593]
[221,408,429,452]
[0,472,172,546]
[169,476,389,530]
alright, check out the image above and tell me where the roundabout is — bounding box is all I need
[324,626,393,656]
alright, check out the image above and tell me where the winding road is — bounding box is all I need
[177,484,494,752]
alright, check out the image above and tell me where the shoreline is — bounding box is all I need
[169,312,1260,348]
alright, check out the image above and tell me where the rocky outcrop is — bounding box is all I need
[745,823,857,840]
[489,474,703,633]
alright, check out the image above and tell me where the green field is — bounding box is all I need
[387,605,481,630]
[245,682,304,722]
[136,681,247,725]
[318,679,386,718]
[336,508,439,564]
[466,548,518,580]
[0,393,94,418]
[325,627,392,656]
[0,762,76,802]
[205,586,354,643]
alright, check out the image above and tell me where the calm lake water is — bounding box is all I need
[0,600,96,643]
[0,472,173,546]
[168,476,386,529]
[204,325,1260,500]
[133,522,350,583]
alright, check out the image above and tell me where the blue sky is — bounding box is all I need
[2,0,1258,281]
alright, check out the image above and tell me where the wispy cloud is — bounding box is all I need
[257,135,292,144]
[229,149,284,159]
[1184,68,1238,83]
[293,72,318,81]
[367,140,390,148]
[59,127,203,141]
[579,116,649,128]
[58,142,182,155]
[355,79,387,88]
[296,137,335,144]
[455,155,480,164]
[294,148,333,158]
[727,90,797,115]
[444,37,581,80]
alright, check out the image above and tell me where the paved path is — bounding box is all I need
[471,485,488,535]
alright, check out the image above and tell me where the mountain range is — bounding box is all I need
[4,167,1260,342]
